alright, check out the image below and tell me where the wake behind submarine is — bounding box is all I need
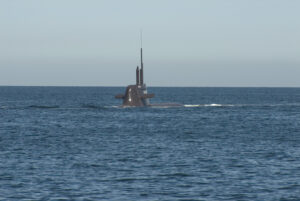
[115,47,181,107]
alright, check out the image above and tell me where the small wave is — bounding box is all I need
[81,104,108,110]
[150,105,180,109]
[158,172,192,177]
[150,103,182,108]
[28,105,59,109]
[114,177,155,182]
[111,105,122,108]
[184,104,201,107]
[184,104,234,107]
[204,103,223,107]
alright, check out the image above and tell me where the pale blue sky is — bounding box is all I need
[0,0,299,86]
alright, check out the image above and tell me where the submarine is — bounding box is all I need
[115,38,182,108]
[115,47,155,107]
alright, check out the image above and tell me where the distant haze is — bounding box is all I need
[1,0,299,87]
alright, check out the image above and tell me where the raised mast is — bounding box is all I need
[140,48,143,85]
[140,30,144,85]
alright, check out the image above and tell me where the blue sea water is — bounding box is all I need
[0,86,300,200]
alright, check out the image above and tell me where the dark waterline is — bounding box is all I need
[1,87,300,200]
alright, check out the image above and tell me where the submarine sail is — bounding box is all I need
[115,46,154,107]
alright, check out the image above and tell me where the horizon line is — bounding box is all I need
[0,85,300,88]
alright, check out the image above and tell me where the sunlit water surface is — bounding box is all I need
[1,87,300,200]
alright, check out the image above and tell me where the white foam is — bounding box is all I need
[109,105,120,108]
[184,103,234,107]
[184,104,201,107]
[205,104,222,107]
[151,106,174,108]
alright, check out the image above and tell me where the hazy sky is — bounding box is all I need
[1,0,299,86]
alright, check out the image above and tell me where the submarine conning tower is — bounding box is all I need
[115,47,154,107]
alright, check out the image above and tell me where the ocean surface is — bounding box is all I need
[0,86,300,200]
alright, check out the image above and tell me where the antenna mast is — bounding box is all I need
[140,30,144,85]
